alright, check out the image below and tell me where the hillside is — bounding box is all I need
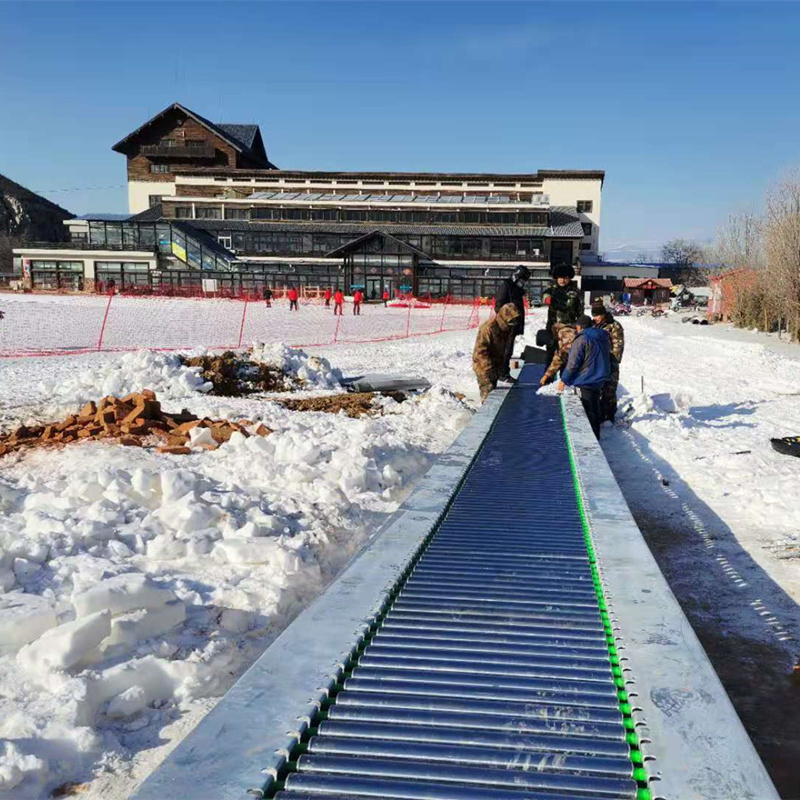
[0,172,73,271]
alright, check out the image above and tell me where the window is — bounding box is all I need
[580,242,592,251]
[581,223,593,236]
[225,207,250,220]
[576,200,593,213]
[159,139,177,148]
[173,206,193,218]
[195,206,222,219]
[149,195,163,208]
[150,164,170,174]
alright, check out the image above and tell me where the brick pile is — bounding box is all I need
[0,390,271,458]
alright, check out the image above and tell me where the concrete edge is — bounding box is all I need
[131,390,508,800]
[562,392,779,800]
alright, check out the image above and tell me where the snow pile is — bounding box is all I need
[39,350,212,411]
[0,378,471,796]
[251,343,342,389]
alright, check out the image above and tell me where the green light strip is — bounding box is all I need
[560,396,651,800]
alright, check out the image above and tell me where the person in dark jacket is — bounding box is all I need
[591,300,625,422]
[557,315,611,438]
[542,264,583,366]
[494,265,530,380]
[262,286,273,307]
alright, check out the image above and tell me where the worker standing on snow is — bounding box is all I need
[382,288,390,307]
[324,287,332,307]
[556,315,611,438]
[591,300,625,422]
[542,265,583,365]
[262,286,272,307]
[353,289,363,315]
[494,265,530,381]
[472,303,523,403]
[333,288,344,315]
[287,286,299,311]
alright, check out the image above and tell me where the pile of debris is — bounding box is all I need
[180,351,295,396]
[274,391,407,419]
[0,390,271,458]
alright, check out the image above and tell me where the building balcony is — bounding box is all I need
[141,144,216,159]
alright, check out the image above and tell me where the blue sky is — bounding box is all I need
[2,1,799,258]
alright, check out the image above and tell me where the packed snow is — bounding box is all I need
[1,300,799,799]
[0,315,476,798]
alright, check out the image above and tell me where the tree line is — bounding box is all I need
[661,169,800,341]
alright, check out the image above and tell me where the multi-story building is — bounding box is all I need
[14,102,604,299]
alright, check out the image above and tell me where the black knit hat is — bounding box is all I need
[552,264,575,280]
[591,300,606,316]
[576,315,594,329]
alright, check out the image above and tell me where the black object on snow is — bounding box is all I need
[522,345,548,364]
[770,436,800,458]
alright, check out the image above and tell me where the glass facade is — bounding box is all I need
[208,206,548,226]
[29,260,84,290]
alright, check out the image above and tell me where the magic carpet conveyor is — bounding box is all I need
[132,364,779,800]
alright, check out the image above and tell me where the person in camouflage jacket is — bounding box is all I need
[539,323,577,385]
[591,300,625,421]
[472,303,523,402]
[543,264,584,327]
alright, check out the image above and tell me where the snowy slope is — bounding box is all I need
[0,332,476,798]
[1,306,800,798]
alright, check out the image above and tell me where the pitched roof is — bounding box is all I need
[623,277,673,288]
[549,207,585,238]
[127,205,163,222]
[111,103,275,168]
[217,124,259,151]
[324,230,432,259]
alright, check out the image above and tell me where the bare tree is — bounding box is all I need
[763,169,800,339]
[661,238,704,266]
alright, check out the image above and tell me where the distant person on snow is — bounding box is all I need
[591,300,625,422]
[472,303,523,403]
[287,286,299,311]
[262,286,273,308]
[353,289,363,315]
[324,287,332,307]
[333,289,344,315]
[382,289,390,307]
[494,265,530,381]
[556,315,611,439]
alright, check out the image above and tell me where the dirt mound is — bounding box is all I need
[273,391,406,418]
[0,391,271,458]
[180,351,295,396]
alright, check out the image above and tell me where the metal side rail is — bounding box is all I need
[132,365,779,800]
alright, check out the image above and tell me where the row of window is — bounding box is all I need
[172,205,551,227]
[224,231,547,260]
[78,221,562,264]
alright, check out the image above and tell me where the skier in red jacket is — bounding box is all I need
[353,289,363,316]
[333,289,344,315]
[324,287,332,308]
[382,289,390,307]
[287,286,299,311]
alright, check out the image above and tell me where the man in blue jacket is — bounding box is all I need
[557,315,611,438]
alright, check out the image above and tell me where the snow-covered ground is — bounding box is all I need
[0,324,477,798]
[1,302,800,798]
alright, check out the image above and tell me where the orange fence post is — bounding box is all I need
[97,293,114,351]
[236,299,248,348]
[333,313,342,344]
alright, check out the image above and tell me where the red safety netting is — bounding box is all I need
[0,294,491,358]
